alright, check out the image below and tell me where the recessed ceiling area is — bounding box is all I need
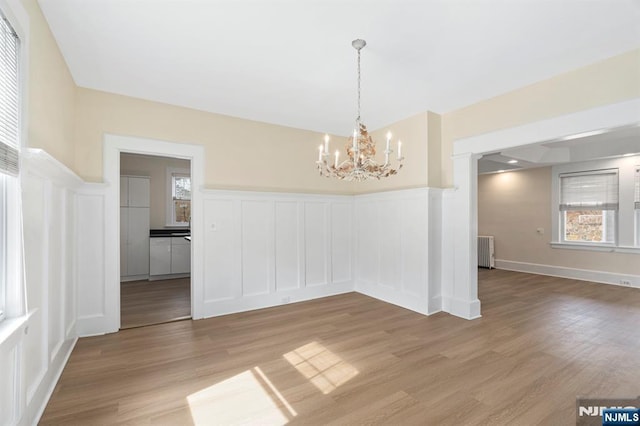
[478,124,640,174]
[37,0,640,136]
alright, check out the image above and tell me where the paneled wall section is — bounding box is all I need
[354,188,442,315]
[201,191,353,317]
[0,150,82,425]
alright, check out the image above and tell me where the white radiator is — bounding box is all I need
[478,235,495,269]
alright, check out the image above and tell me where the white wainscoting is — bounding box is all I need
[1,149,82,425]
[201,190,354,317]
[354,188,442,315]
[75,183,108,336]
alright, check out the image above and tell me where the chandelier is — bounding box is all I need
[316,39,404,181]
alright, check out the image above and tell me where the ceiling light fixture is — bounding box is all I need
[316,39,404,181]
[507,159,518,164]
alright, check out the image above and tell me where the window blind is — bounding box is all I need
[0,13,19,177]
[635,166,640,210]
[559,170,618,211]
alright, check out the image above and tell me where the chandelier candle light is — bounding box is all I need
[316,39,404,181]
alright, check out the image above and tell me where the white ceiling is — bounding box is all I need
[478,124,640,174]
[38,0,640,136]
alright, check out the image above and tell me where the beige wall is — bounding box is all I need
[22,0,76,170]
[75,88,359,194]
[120,153,190,228]
[441,48,640,187]
[478,166,638,275]
[74,89,438,194]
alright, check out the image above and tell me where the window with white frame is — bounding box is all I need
[0,11,21,321]
[167,168,191,226]
[559,169,618,244]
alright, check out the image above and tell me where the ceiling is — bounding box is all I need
[39,0,640,136]
[478,124,640,174]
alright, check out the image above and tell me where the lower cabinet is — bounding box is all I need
[149,238,172,276]
[149,237,191,278]
[170,237,191,274]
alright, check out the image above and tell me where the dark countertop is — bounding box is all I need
[149,228,190,238]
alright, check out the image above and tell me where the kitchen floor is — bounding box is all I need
[120,278,190,329]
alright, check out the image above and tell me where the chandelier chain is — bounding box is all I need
[357,47,361,123]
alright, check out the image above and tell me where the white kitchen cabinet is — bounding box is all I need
[171,237,191,274]
[150,238,172,276]
[120,176,150,208]
[120,176,150,280]
[149,236,191,278]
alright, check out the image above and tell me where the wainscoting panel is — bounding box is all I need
[274,201,300,291]
[355,200,379,284]
[400,195,428,298]
[330,202,352,284]
[241,200,272,297]
[379,200,402,289]
[203,198,239,302]
[10,150,82,425]
[304,202,329,287]
[201,191,353,318]
[354,188,438,315]
[75,187,107,335]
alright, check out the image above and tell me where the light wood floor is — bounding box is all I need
[42,270,640,425]
[120,278,191,329]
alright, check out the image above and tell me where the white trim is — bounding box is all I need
[549,242,640,254]
[454,98,640,155]
[104,134,205,333]
[201,187,353,201]
[495,259,640,288]
[201,281,353,318]
[30,337,77,426]
[452,98,640,321]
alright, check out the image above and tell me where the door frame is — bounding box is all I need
[446,98,640,320]
[104,134,205,332]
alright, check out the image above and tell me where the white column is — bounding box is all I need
[446,152,481,319]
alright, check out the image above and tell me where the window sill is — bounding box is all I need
[550,242,640,254]
[0,314,29,349]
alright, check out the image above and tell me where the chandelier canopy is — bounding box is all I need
[316,39,404,181]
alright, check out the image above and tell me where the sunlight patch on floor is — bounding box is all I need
[187,368,294,425]
[284,341,358,394]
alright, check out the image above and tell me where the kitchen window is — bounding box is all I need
[0,10,21,322]
[559,169,618,245]
[167,167,191,226]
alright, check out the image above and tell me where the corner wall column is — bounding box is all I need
[447,152,481,319]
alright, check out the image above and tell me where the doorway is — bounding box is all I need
[119,152,192,329]
[103,134,205,334]
[448,98,639,320]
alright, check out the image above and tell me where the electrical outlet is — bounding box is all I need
[620,280,631,286]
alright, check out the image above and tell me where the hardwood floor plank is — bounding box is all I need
[120,278,191,329]
[41,270,640,425]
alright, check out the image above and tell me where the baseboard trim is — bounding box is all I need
[355,279,429,316]
[442,296,482,320]
[201,282,354,318]
[27,337,77,426]
[76,314,108,337]
[495,259,640,288]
